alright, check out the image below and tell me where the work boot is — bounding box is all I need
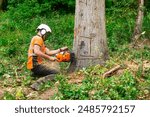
[30,82,41,91]
[30,74,56,91]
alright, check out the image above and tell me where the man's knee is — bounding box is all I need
[43,61,60,73]
[31,64,59,77]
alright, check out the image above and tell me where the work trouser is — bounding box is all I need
[31,62,60,77]
[30,62,60,90]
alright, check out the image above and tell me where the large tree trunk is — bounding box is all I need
[132,0,144,42]
[69,0,109,71]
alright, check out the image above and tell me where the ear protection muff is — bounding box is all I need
[40,29,46,35]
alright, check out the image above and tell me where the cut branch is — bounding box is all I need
[102,65,121,78]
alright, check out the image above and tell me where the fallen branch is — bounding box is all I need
[102,65,121,78]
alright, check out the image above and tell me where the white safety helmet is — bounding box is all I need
[37,24,52,35]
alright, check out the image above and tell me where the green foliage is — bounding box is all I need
[3,88,26,100]
[143,14,150,39]
[8,0,75,15]
[94,71,138,100]
[145,0,150,11]
[55,75,90,100]
[54,69,139,100]
[1,0,150,100]
[3,91,16,100]
[106,0,137,8]
[22,76,32,86]
[39,81,54,91]
[143,68,150,79]
[47,0,75,13]
[106,6,136,51]
[0,64,5,77]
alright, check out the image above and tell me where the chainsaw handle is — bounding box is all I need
[59,46,68,52]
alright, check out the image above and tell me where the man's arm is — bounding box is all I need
[34,45,56,61]
[45,48,60,56]
[46,46,68,56]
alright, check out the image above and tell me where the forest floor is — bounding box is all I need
[0,41,150,100]
[1,59,150,100]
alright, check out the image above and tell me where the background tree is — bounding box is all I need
[0,0,7,11]
[70,0,109,71]
[132,0,144,42]
[0,0,3,11]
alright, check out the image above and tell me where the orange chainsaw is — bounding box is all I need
[55,51,76,72]
[55,51,73,62]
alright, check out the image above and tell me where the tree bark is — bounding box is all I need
[132,0,144,42]
[70,0,109,71]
